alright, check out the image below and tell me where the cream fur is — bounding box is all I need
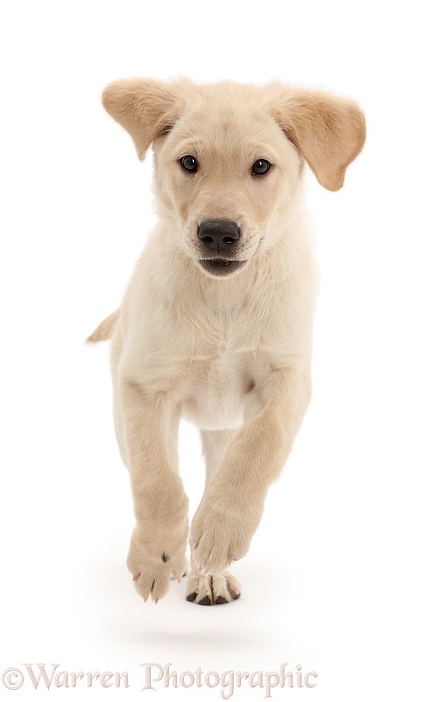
[88,77,365,605]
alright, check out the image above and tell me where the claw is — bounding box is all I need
[198,595,212,606]
[215,596,228,605]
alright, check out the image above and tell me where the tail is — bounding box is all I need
[86,309,120,343]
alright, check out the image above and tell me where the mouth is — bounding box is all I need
[199,258,247,276]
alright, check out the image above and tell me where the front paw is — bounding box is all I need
[127,521,188,603]
[186,570,241,605]
[191,496,263,574]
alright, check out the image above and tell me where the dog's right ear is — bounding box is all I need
[102,79,184,160]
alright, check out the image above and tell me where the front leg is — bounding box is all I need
[191,367,311,574]
[186,429,241,605]
[121,379,189,602]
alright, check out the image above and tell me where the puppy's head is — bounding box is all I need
[102,78,365,278]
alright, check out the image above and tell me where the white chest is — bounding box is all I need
[181,356,253,431]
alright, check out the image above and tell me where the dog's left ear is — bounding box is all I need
[272,87,366,191]
[102,78,185,160]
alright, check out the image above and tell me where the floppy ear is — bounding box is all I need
[273,87,366,191]
[102,78,184,160]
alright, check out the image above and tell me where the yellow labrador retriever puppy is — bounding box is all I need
[88,78,365,605]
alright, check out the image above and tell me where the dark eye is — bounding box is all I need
[180,155,198,173]
[251,159,271,175]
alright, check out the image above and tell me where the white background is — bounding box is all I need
[0,1,436,700]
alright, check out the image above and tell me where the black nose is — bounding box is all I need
[197,219,240,254]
